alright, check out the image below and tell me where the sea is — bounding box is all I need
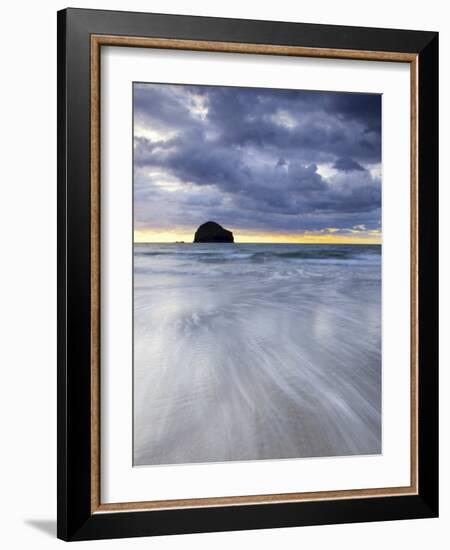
[133,243,382,466]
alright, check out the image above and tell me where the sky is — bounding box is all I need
[133,82,382,244]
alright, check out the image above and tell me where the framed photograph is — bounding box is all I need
[57,8,438,541]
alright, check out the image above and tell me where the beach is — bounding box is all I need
[133,243,382,466]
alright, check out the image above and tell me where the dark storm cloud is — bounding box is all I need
[133,83,381,233]
[333,157,366,172]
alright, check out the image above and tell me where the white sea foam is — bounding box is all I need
[133,243,381,466]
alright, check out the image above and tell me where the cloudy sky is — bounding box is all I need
[133,82,381,243]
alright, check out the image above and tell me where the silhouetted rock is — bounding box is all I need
[193,221,234,243]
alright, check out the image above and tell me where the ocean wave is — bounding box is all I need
[134,244,381,265]
[133,242,382,465]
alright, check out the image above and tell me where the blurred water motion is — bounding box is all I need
[133,243,381,466]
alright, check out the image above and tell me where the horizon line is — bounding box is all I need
[133,229,381,245]
[134,241,382,245]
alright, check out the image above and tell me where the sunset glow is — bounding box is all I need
[134,228,381,245]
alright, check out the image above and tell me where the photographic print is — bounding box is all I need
[132,82,382,467]
[58,11,439,539]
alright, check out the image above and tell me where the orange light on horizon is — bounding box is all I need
[133,228,382,245]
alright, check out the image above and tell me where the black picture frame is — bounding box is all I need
[57,7,438,541]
